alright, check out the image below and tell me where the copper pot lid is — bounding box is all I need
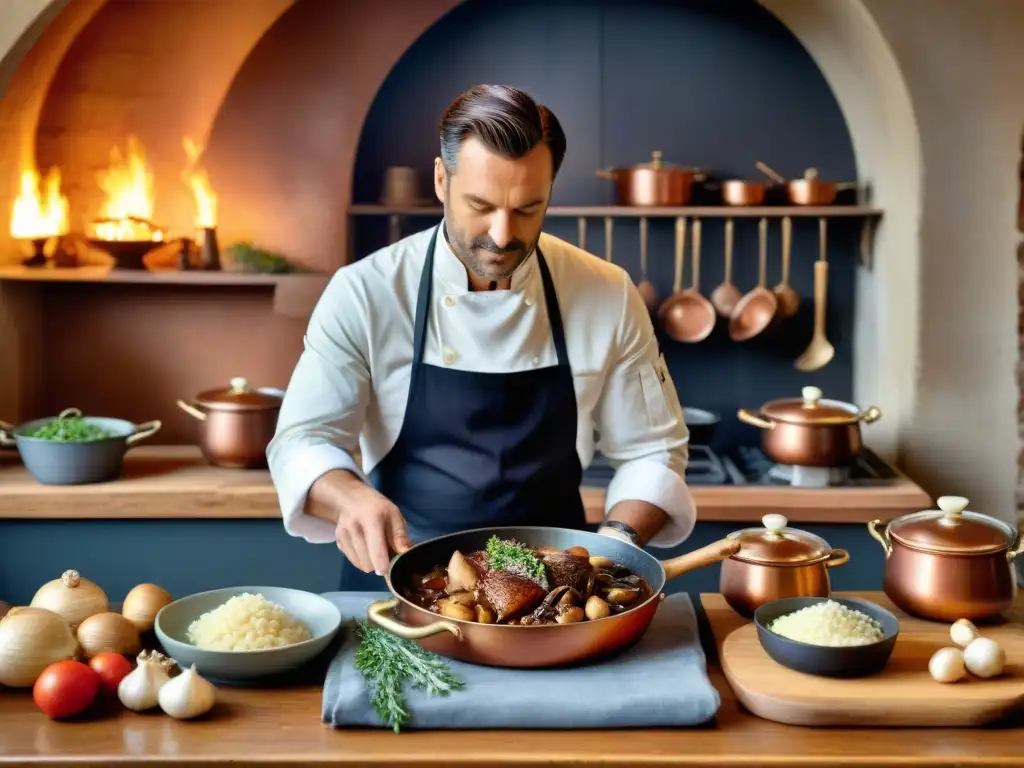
[619,151,699,172]
[888,495,1017,555]
[726,514,832,565]
[759,386,869,426]
[195,377,283,411]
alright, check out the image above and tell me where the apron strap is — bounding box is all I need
[535,248,570,368]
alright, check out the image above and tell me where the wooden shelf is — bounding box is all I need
[349,204,883,218]
[0,445,929,524]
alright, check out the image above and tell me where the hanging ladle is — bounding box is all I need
[710,218,741,317]
[636,216,660,314]
[729,217,777,341]
[795,217,835,371]
[660,218,715,343]
[772,216,800,318]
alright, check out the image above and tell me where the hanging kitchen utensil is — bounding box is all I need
[662,219,715,343]
[772,216,800,318]
[755,161,857,206]
[636,216,660,314]
[603,217,613,262]
[596,151,706,206]
[658,217,687,336]
[577,217,587,251]
[728,218,777,341]
[710,218,741,317]
[794,218,835,371]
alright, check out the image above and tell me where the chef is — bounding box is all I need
[267,84,697,591]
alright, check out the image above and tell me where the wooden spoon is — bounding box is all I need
[728,217,777,341]
[710,218,741,317]
[773,216,800,318]
[795,218,835,371]
[636,216,660,314]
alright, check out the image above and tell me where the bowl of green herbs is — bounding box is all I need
[0,407,161,485]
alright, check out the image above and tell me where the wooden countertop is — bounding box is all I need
[0,592,1020,767]
[0,445,932,524]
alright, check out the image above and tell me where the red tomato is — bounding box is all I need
[88,652,133,694]
[33,660,100,719]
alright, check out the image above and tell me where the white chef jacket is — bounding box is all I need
[267,225,697,549]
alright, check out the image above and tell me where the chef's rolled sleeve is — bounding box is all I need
[266,271,372,544]
[595,273,696,549]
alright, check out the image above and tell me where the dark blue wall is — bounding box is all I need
[352,0,859,450]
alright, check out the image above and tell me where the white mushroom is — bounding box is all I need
[928,647,967,683]
[963,637,1006,678]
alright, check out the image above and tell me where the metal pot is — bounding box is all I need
[868,495,1022,622]
[366,526,740,668]
[596,151,706,207]
[737,385,882,467]
[720,514,849,617]
[718,179,769,206]
[683,406,720,446]
[176,377,283,468]
[755,162,858,206]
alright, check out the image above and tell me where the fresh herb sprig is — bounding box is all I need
[353,620,465,733]
[26,417,112,442]
[486,535,550,590]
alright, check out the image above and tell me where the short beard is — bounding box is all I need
[442,195,535,281]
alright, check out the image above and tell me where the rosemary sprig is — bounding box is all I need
[486,535,550,589]
[352,620,465,733]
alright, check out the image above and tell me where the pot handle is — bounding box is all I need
[1007,537,1023,563]
[867,520,892,558]
[660,538,740,581]
[595,168,617,181]
[126,420,162,447]
[0,419,14,448]
[737,408,775,430]
[824,548,850,568]
[176,399,207,421]
[366,599,463,642]
[857,406,883,424]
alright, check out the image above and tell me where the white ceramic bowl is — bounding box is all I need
[154,586,342,682]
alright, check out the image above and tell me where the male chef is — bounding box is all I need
[267,84,697,590]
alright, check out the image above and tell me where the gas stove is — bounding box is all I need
[583,445,899,489]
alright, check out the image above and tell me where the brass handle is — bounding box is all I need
[755,160,787,185]
[867,520,892,558]
[825,548,850,568]
[1007,537,1022,563]
[57,408,83,420]
[176,399,207,421]
[660,538,740,581]
[366,599,463,642]
[858,406,883,424]
[595,168,616,180]
[126,420,162,447]
[737,408,775,430]
[0,420,15,448]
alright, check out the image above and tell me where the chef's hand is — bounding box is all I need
[326,471,412,575]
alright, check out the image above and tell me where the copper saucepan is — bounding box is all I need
[596,151,707,207]
[366,526,740,668]
[755,162,857,206]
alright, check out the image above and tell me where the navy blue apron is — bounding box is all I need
[340,225,586,590]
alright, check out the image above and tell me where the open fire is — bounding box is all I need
[9,167,68,241]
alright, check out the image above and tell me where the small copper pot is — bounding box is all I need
[596,151,706,207]
[720,514,850,617]
[176,377,283,468]
[719,179,769,206]
[868,495,1023,622]
[737,385,882,467]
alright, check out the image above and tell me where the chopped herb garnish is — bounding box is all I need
[486,535,550,590]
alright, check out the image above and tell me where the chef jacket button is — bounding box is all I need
[444,295,456,307]
[525,297,535,307]
[443,349,457,365]
[531,356,540,367]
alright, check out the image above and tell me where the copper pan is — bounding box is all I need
[755,162,857,206]
[366,525,740,669]
[728,217,777,341]
[660,218,716,343]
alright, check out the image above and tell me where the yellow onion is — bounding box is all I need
[77,612,141,659]
[31,570,109,630]
[0,606,78,687]
[122,583,173,633]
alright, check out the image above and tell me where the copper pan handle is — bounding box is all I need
[857,406,882,424]
[660,538,740,581]
[755,161,787,185]
[595,168,617,181]
[867,520,892,558]
[737,408,775,430]
[366,599,463,641]
[176,399,207,421]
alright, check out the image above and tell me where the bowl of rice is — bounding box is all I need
[753,596,900,678]
[154,586,342,682]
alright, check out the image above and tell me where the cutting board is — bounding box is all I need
[701,591,1024,727]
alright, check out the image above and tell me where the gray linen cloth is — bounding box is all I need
[321,590,721,729]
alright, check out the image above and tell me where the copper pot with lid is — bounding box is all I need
[176,377,284,468]
[737,385,882,467]
[868,495,1023,622]
[596,151,706,207]
[720,514,850,617]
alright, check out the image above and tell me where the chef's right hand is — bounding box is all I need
[329,471,412,575]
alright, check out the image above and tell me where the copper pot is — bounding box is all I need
[737,385,882,467]
[719,179,768,206]
[366,526,740,668]
[596,151,705,207]
[755,162,857,206]
[176,377,283,468]
[868,495,1023,622]
[720,514,849,617]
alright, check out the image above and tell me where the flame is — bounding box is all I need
[90,135,162,242]
[10,166,69,240]
[182,137,217,229]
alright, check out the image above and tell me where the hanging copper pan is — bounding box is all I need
[366,526,739,669]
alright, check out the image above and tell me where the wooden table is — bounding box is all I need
[1,592,1021,767]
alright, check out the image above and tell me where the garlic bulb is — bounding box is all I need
[963,636,1006,678]
[117,650,173,711]
[77,612,141,659]
[31,570,109,630]
[928,646,967,683]
[950,618,980,649]
[122,583,173,633]
[158,663,216,720]
[0,606,78,687]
